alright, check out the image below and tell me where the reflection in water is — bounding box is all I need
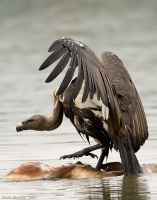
[76,176,150,200]
[0,174,152,200]
[121,176,150,200]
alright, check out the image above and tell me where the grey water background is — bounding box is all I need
[0,0,157,199]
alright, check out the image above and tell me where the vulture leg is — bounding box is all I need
[60,144,103,160]
[96,147,109,170]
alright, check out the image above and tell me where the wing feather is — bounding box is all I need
[48,39,62,52]
[69,56,84,102]
[100,69,115,110]
[136,95,148,144]
[57,54,77,95]
[85,62,96,99]
[39,46,66,70]
[93,67,108,106]
[45,50,70,83]
[81,59,90,103]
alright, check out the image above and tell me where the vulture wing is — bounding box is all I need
[39,37,114,109]
[101,51,148,175]
[101,51,148,152]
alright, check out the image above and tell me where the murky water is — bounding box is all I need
[0,0,157,199]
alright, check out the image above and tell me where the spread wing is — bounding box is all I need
[101,51,148,152]
[39,37,114,110]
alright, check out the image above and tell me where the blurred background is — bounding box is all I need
[0,0,157,199]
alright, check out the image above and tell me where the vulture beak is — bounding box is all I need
[16,122,26,132]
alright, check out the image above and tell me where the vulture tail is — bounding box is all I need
[119,138,142,176]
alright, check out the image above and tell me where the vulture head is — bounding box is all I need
[16,88,63,132]
[16,115,47,132]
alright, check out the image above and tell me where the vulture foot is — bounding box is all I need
[60,151,98,160]
[60,144,103,160]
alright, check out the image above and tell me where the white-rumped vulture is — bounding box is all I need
[16,37,148,176]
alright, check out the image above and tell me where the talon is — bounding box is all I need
[59,147,99,160]
[86,153,98,159]
[59,156,66,160]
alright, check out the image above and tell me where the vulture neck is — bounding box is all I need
[43,98,63,131]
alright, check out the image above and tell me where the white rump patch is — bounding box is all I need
[74,86,109,119]
[101,101,109,120]
[74,84,109,132]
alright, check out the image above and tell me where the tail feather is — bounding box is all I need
[119,140,142,176]
[119,144,129,175]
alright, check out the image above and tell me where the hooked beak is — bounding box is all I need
[16,122,27,132]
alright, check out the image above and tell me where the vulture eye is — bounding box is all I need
[28,119,34,123]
